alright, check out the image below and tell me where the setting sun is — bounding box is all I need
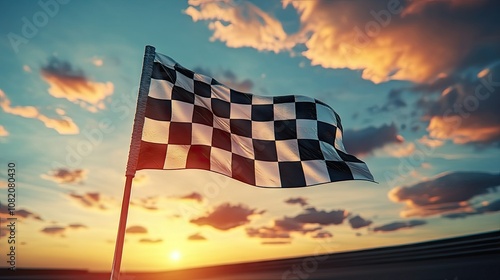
[169,250,181,262]
[0,1,499,279]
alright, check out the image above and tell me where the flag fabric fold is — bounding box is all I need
[134,51,374,187]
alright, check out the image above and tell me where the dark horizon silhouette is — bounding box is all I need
[1,230,498,280]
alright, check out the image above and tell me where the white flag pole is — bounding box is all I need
[110,45,155,280]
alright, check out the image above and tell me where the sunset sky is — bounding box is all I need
[1,0,499,273]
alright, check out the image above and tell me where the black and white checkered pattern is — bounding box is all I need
[136,53,374,187]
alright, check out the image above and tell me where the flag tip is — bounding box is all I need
[145,45,156,53]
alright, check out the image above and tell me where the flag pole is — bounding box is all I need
[110,45,156,280]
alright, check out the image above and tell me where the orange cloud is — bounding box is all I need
[126,225,148,234]
[312,231,333,239]
[348,215,373,229]
[0,90,38,118]
[189,0,499,83]
[283,0,477,83]
[139,238,162,244]
[185,0,300,53]
[402,0,485,16]
[378,142,415,158]
[40,57,113,111]
[420,67,500,146]
[176,192,203,203]
[284,197,308,207]
[373,220,426,232]
[0,125,8,137]
[428,116,500,145]
[247,206,355,243]
[293,207,348,225]
[38,115,80,134]
[67,192,115,211]
[0,89,79,134]
[421,162,432,169]
[40,223,87,237]
[91,57,104,67]
[68,223,87,229]
[131,195,169,211]
[389,171,500,217]
[55,108,66,116]
[1,202,42,221]
[41,226,66,237]
[246,216,320,241]
[246,226,291,239]
[190,203,265,230]
[444,198,500,219]
[188,232,207,241]
[41,168,87,184]
[37,114,79,134]
[418,136,444,148]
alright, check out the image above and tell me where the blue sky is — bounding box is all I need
[0,0,499,272]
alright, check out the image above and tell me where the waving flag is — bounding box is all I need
[127,47,374,188]
[112,46,375,279]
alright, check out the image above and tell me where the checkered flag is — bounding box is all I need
[130,50,374,188]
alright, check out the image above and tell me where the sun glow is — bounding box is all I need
[169,250,181,262]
